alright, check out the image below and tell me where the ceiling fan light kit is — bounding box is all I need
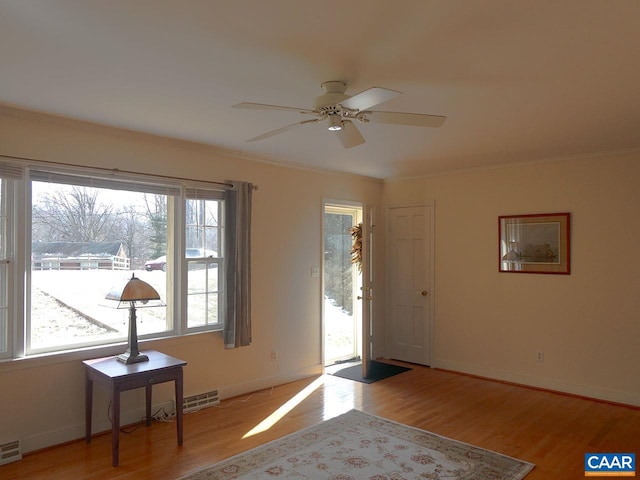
[327,114,343,131]
[232,80,447,149]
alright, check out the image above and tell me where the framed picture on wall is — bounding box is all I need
[498,212,571,274]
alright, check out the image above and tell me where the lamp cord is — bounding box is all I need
[107,401,174,434]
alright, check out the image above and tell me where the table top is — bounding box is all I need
[83,350,186,379]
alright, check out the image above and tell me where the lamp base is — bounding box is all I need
[116,351,149,364]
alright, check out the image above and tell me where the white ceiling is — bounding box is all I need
[1,0,639,179]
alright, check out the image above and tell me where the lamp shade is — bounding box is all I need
[105,274,161,305]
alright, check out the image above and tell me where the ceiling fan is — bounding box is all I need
[232,81,446,149]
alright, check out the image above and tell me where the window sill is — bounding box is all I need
[0,327,222,373]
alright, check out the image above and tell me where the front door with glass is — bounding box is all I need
[323,203,363,366]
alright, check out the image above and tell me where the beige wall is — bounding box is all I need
[2,105,638,455]
[383,153,640,406]
[0,107,384,452]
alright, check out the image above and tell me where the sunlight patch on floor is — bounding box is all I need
[242,375,326,438]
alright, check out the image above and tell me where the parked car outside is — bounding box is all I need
[144,249,217,271]
[144,255,167,271]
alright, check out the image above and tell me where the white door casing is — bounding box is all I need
[360,204,373,378]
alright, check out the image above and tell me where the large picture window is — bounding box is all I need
[0,160,226,359]
[29,180,172,353]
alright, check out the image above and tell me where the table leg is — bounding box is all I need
[85,374,93,443]
[175,369,184,446]
[112,388,120,467]
[145,384,152,426]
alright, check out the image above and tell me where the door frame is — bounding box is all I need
[321,199,367,369]
[361,203,373,378]
[384,201,436,367]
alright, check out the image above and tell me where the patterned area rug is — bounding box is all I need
[177,409,534,480]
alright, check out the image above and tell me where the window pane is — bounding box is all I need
[29,181,170,353]
[0,263,6,354]
[187,261,220,328]
[0,179,4,252]
[185,196,221,330]
[185,199,220,256]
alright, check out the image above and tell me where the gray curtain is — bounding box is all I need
[223,181,252,348]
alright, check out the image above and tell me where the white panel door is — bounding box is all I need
[388,205,432,365]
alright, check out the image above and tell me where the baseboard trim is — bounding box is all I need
[20,364,323,455]
[217,364,323,401]
[435,359,640,408]
[21,399,175,455]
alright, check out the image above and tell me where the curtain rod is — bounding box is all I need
[1,153,258,190]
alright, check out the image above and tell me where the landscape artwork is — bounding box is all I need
[499,212,571,274]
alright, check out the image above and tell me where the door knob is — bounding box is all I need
[421,290,428,296]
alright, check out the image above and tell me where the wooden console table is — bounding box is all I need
[83,350,187,466]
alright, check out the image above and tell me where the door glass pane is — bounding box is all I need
[324,209,358,365]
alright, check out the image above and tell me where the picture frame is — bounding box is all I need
[498,212,571,274]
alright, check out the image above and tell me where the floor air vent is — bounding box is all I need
[0,440,21,466]
[183,390,220,413]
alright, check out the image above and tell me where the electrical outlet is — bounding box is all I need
[270,350,278,361]
[536,351,544,362]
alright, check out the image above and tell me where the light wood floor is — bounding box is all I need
[3,363,639,479]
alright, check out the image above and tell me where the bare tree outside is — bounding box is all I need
[32,185,168,264]
[113,205,148,269]
[32,185,116,242]
[144,193,167,259]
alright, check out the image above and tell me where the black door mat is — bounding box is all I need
[330,360,411,383]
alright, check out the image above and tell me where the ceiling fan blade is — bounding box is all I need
[232,102,315,115]
[366,111,447,128]
[334,120,365,149]
[246,118,320,142]
[340,87,401,111]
